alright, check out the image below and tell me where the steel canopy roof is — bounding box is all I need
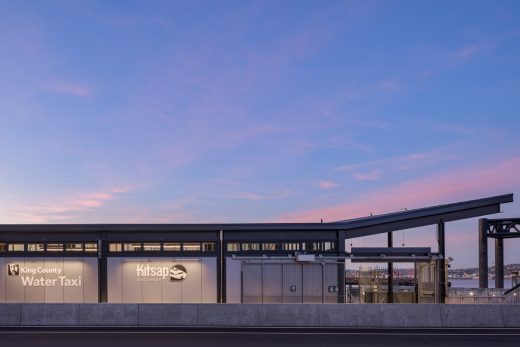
[0,194,513,238]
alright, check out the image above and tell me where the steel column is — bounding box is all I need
[495,238,504,289]
[437,221,446,303]
[479,218,488,288]
[387,231,393,303]
[97,232,108,303]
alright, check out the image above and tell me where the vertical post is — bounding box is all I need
[218,230,224,303]
[387,231,393,303]
[437,221,446,303]
[495,238,504,289]
[479,218,488,288]
[98,232,108,303]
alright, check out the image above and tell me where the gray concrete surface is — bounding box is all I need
[380,304,442,328]
[198,304,259,326]
[258,304,320,326]
[319,303,380,327]
[0,303,518,328]
[79,304,138,326]
[138,304,197,326]
[441,304,504,328]
[20,304,79,326]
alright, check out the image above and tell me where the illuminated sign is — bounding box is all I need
[135,263,187,282]
[7,263,82,287]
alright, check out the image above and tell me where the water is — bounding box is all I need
[449,278,512,289]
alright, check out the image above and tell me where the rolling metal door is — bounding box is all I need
[262,264,282,303]
[242,264,262,303]
[282,263,302,303]
[241,261,341,303]
[303,263,322,303]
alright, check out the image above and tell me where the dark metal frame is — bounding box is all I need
[0,193,514,303]
[479,218,520,289]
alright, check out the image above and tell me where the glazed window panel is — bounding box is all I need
[241,243,260,251]
[323,242,335,251]
[163,242,181,251]
[84,243,98,252]
[66,243,83,252]
[109,243,122,252]
[183,243,201,251]
[0,243,6,252]
[226,242,240,252]
[46,243,64,252]
[143,243,161,251]
[262,243,278,251]
[282,242,300,251]
[123,243,142,252]
[27,243,45,252]
[8,243,24,251]
[202,242,216,252]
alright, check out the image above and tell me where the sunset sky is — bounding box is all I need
[0,0,519,267]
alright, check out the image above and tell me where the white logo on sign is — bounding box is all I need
[8,264,19,276]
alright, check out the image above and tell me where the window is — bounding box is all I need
[143,243,161,251]
[163,242,181,251]
[84,243,98,252]
[109,243,122,252]
[323,242,335,251]
[183,243,201,251]
[262,243,278,251]
[227,242,239,252]
[0,243,6,252]
[124,243,142,251]
[306,242,322,252]
[241,243,260,251]
[47,243,64,252]
[8,243,24,251]
[27,243,45,252]
[66,243,83,252]
[202,242,216,252]
[282,242,300,251]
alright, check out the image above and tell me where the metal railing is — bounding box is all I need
[446,288,507,304]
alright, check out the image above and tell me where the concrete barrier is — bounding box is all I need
[138,304,197,326]
[380,304,442,328]
[501,305,520,328]
[0,303,518,327]
[0,304,21,325]
[21,304,79,326]
[198,304,258,326]
[441,304,504,327]
[258,304,319,326]
[319,304,380,327]
[79,304,138,326]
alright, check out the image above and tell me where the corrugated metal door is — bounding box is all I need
[263,264,283,303]
[282,263,302,303]
[242,264,262,303]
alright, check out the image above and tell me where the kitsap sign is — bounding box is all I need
[136,263,187,282]
[7,263,82,287]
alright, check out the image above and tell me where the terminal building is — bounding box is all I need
[0,194,513,304]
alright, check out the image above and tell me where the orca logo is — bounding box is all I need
[170,265,187,281]
[8,264,20,276]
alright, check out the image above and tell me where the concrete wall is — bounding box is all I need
[0,303,519,327]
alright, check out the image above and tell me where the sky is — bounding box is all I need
[0,0,519,268]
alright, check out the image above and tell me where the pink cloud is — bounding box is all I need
[3,186,134,223]
[278,156,520,223]
[354,170,380,181]
[318,180,340,189]
[43,81,93,97]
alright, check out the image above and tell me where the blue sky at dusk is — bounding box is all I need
[1,0,519,267]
